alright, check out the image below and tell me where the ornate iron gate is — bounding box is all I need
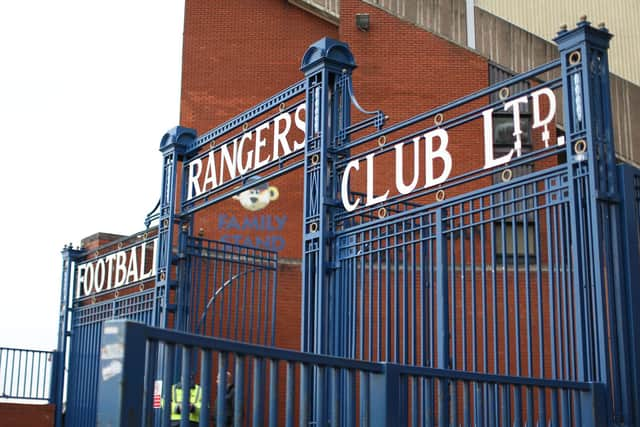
[66,19,640,426]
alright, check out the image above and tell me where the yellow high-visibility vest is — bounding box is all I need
[170,384,202,422]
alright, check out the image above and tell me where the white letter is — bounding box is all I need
[126,247,139,284]
[531,87,556,147]
[293,104,306,151]
[219,139,238,181]
[94,259,106,293]
[187,158,202,200]
[365,153,389,206]
[139,242,152,280]
[105,253,116,290]
[76,265,86,299]
[503,96,528,156]
[341,160,361,212]
[483,108,513,169]
[237,134,253,175]
[395,138,420,194]
[424,129,452,187]
[272,113,292,160]
[202,151,218,192]
[254,122,271,169]
[84,263,94,296]
[115,251,127,287]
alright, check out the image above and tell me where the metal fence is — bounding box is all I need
[96,319,606,427]
[0,347,54,402]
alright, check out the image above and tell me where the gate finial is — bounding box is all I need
[301,37,356,74]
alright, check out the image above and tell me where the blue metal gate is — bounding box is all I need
[78,18,640,426]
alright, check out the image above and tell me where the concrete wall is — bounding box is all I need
[476,0,640,86]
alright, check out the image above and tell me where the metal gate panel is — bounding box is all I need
[184,236,278,346]
[65,290,154,427]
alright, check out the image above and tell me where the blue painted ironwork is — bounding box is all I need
[0,347,54,401]
[98,319,607,426]
[186,236,278,345]
[299,37,358,357]
[51,18,640,427]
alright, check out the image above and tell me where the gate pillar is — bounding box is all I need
[555,19,626,423]
[53,244,84,427]
[300,38,355,356]
[156,126,196,329]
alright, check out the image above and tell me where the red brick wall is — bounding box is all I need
[178,0,490,352]
[180,0,339,132]
[0,403,54,427]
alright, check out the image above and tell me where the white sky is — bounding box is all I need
[0,1,185,350]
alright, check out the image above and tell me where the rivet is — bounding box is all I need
[311,154,320,165]
[279,103,286,112]
[501,169,513,182]
[210,140,216,149]
[377,207,387,218]
[434,113,444,126]
[436,190,445,201]
[377,135,386,146]
[242,123,249,131]
[309,222,319,233]
[574,139,587,154]
[498,87,510,100]
[569,51,581,65]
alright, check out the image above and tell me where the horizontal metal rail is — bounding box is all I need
[97,320,605,426]
[0,347,55,402]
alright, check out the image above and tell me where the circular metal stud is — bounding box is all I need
[210,140,216,149]
[118,242,123,249]
[242,123,249,131]
[91,296,96,304]
[309,222,319,233]
[160,271,166,281]
[377,135,386,147]
[574,139,587,154]
[498,87,510,100]
[501,168,513,182]
[163,219,169,228]
[311,154,320,165]
[114,290,119,298]
[434,113,444,126]
[139,284,145,292]
[569,50,581,65]
[279,103,286,112]
[143,232,148,240]
[436,190,445,202]
[377,207,387,218]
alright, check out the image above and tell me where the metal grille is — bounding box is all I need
[185,237,278,346]
[64,290,154,427]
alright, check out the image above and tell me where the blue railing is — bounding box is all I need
[0,347,55,402]
[97,320,606,427]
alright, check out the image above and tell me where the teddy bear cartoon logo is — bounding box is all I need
[233,177,280,212]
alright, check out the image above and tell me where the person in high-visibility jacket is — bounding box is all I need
[170,382,202,426]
